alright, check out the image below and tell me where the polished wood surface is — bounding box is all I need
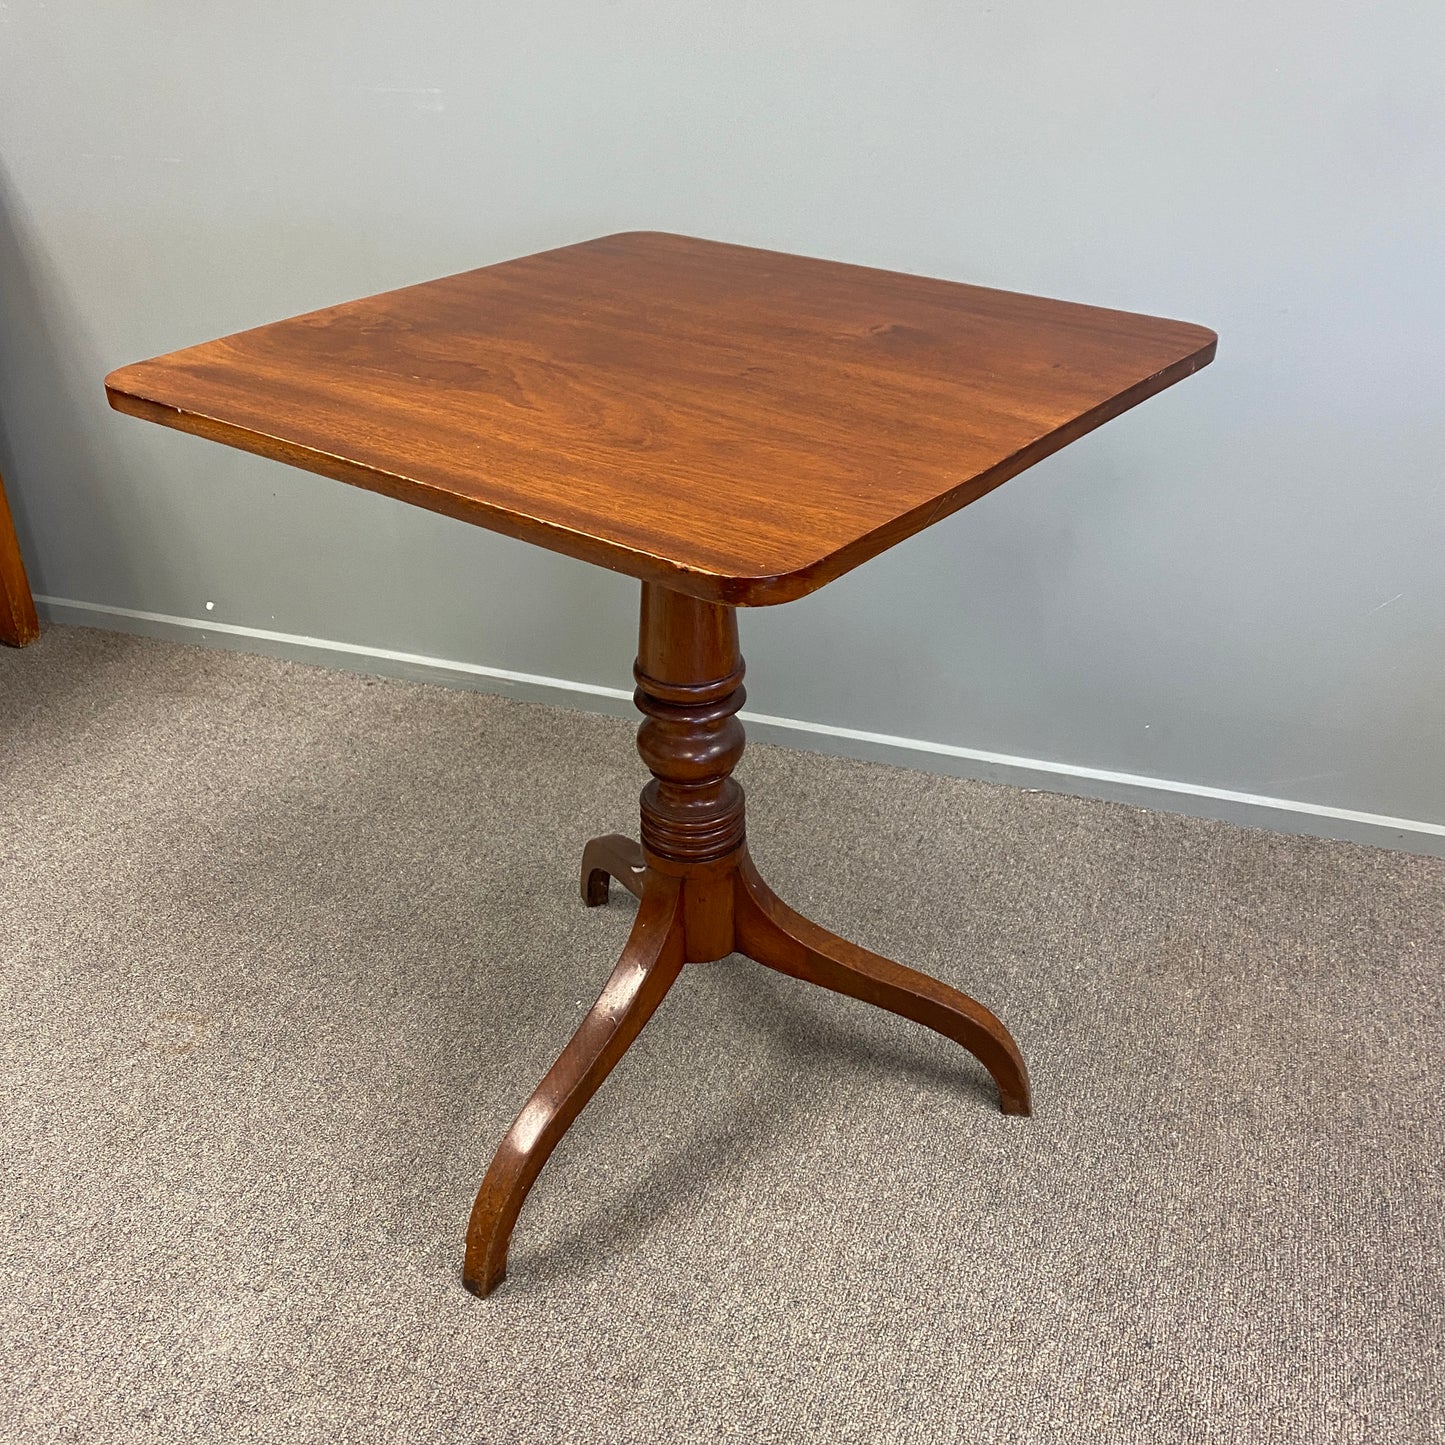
[0,466,39,648]
[107,236,1213,1299]
[104,231,1215,606]
[580,833,646,906]
[464,873,686,1298]
[462,584,1031,1296]
[733,851,1031,1117]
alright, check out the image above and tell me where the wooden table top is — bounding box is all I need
[105,231,1215,606]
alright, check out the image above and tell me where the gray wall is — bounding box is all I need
[3,3,1443,850]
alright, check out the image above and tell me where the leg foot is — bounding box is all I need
[463,876,685,1297]
[733,849,1032,1116]
[580,833,647,906]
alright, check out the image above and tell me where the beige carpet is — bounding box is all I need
[1,625,1441,1444]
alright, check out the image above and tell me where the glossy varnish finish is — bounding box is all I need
[0,467,39,648]
[105,233,1216,1299]
[462,584,1031,1297]
[105,231,1216,605]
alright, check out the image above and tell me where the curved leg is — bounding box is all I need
[733,850,1032,1116]
[580,833,647,906]
[463,876,686,1297]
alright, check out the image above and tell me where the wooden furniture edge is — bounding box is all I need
[0,466,40,647]
[103,329,1213,609]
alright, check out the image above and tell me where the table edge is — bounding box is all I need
[104,231,1218,609]
[105,326,1213,607]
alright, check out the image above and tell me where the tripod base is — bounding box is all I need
[462,836,1030,1298]
[463,581,1031,1297]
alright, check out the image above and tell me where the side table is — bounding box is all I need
[106,232,1215,1296]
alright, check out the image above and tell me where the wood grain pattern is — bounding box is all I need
[580,833,646,906]
[463,872,686,1298]
[103,236,1206,1294]
[0,466,39,648]
[104,231,1215,606]
[733,849,1032,1116]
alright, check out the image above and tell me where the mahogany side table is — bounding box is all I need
[105,232,1215,1296]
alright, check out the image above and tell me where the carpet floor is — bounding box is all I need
[1,625,1442,1444]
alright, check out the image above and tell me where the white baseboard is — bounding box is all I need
[34,594,1445,860]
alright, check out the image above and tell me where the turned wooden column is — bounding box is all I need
[634,583,747,962]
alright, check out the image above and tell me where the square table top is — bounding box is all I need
[105,231,1215,607]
